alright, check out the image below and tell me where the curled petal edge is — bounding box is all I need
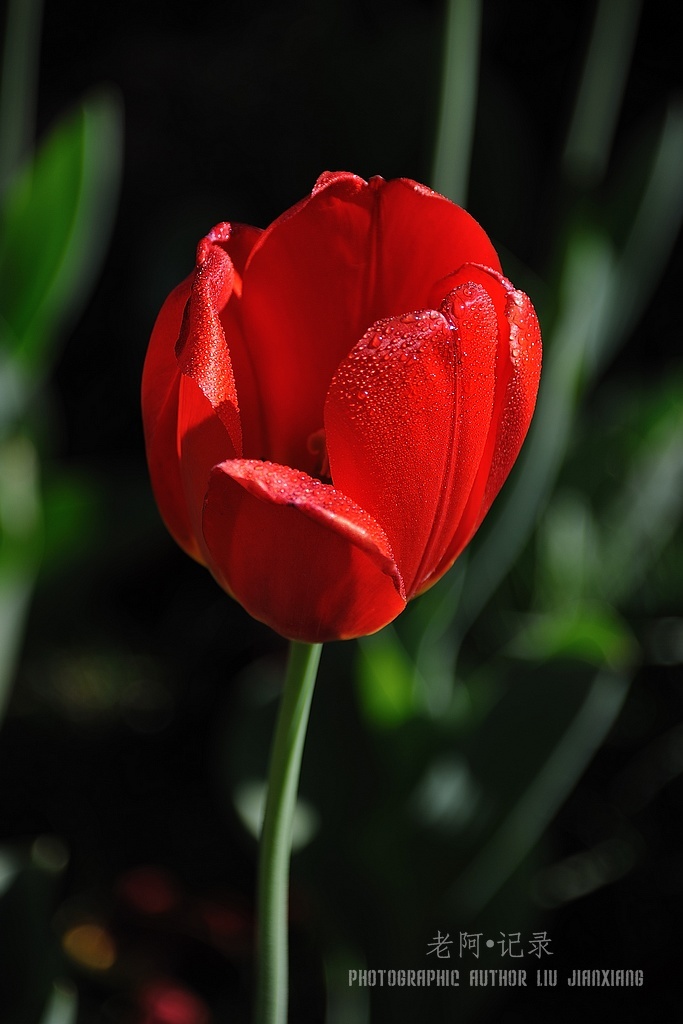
[205,459,405,601]
[201,460,407,641]
[175,235,243,457]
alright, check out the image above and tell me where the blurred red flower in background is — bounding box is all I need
[142,172,541,642]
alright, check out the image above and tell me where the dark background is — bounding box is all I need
[1,1,682,1022]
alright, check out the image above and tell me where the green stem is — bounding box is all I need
[562,0,641,187]
[0,0,43,194]
[431,0,482,205]
[255,641,323,1024]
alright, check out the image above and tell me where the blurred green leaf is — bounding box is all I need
[450,667,630,918]
[40,471,101,573]
[601,389,683,602]
[0,575,33,721]
[0,88,122,373]
[0,0,42,195]
[431,0,481,205]
[38,984,77,1024]
[563,0,641,188]
[0,849,21,899]
[0,435,42,719]
[536,490,601,608]
[356,629,419,727]
[0,88,122,726]
[508,605,637,670]
[593,99,683,374]
[0,435,42,572]
[0,839,68,1024]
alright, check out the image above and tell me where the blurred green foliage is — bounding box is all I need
[0,4,122,714]
[0,94,122,373]
[0,0,122,1018]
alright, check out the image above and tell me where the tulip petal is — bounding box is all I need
[418,280,502,581]
[177,374,239,561]
[175,223,269,554]
[210,223,268,458]
[481,282,542,511]
[142,274,199,559]
[424,272,542,585]
[325,285,498,596]
[175,236,243,456]
[373,177,503,310]
[202,460,406,642]
[142,224,263,562]
[239,172,502,473]
[176,223,266,460]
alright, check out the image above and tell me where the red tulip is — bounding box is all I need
[142,172,541,642]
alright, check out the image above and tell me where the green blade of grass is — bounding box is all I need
[431,0,482,204]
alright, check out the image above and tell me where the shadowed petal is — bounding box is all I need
[202,460,406,642]
[211,223,267,458]
[176,223,266,458]
[481,282,542,512]
[142,274,199,559]
[177,375,238,561]
[142,224,263,561]
[424,272,542,586]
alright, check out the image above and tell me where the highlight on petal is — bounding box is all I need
[311,170,368,198]
[202,460,406,642]
[325,309,457,595]
[175,238,243,457]
[211,223,268,459]
[207,221,263,285]
[238,172,503,473]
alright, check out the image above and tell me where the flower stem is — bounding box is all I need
[255,641,323,1024]
[431,0,482,205]
[0,0,42,193]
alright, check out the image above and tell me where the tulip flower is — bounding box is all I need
[142,171,541,643]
